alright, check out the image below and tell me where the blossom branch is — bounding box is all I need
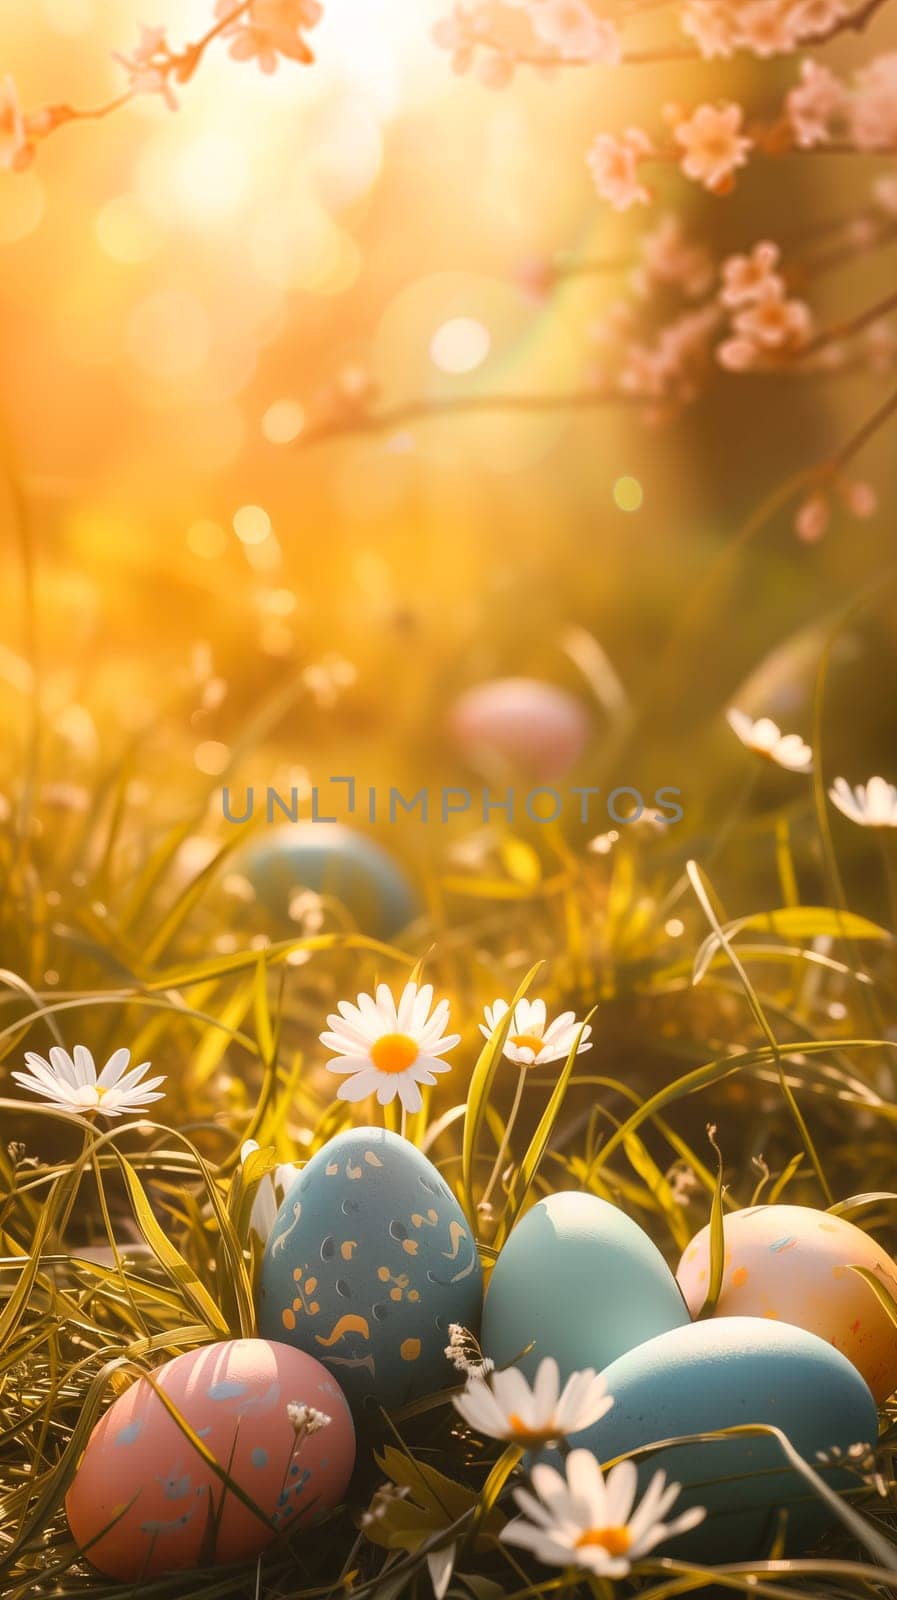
[797,286,897,360]
[2,0,319,169]
[296,386,628,447]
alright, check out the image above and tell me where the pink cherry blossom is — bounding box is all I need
[214,0,322,73]
[532,0,622,63]
[785,58,847,147]
[735,1,799,59]
[733,283,813,348]
[674,102,752,192]
[680,1,738,59]
[432,6,477,74]
[719,240,783,307]
[850,53,897,152]
[634,214,714,299]
[791,0,848,38]
[113,25,178,109]
[587,127,653,210]
[717,336,759,371]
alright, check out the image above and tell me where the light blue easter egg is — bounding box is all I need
[258,1128,483,1417]
[573,1317,879,1561]
[481,1192,690,1381]
[240,824,419,938]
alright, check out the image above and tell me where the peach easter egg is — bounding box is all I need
[65,1338,355,1579]
[677,1203,897,1403]
[448,678,590,781]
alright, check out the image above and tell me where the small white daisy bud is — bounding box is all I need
[287,1402,331,1435]
[360,1483,410,1527]
[444,1324,494,1378]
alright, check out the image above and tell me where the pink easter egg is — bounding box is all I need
[65,1338,355,1579]
[677,1204,897,1404]
[448,678,590,782]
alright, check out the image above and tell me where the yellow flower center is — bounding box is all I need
[575,1525,632,1557]
[371,1033,419,1075]
[507,1413,558,1447]
[510,1033,546,1058]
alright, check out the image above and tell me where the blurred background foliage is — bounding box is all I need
[0,0,896,1176]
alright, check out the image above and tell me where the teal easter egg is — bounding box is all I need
[481,1193,689,1382]
[240,824,419,938]
[258,1128,483,1416]
[573,1317,879,1561]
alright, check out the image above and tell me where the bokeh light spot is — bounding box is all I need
[233,504,272,545]
[262,399,306,444]
[613,475,643,512]
[95,196,161,264]
[430,317,491,374]
[175,132,251,223]
[194,741,231,776]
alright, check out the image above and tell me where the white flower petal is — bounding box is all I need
[325,1054,373,1076]
[427,1544,455,1600]
[726,707,754,744]
[96,1047,131,1088]
[395,1075,423,1114]
[336,1068,383,1103]
[49,1046,81,1087]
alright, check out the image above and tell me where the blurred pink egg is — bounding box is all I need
[65,1338,355,1579]
[448,678,590,781]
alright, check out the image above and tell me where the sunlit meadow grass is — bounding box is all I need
[2,655,897,1600]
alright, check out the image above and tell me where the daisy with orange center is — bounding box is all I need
[481,997,592,1067]
[320,981,460,1116]
[452,1356,613,1450]
[477,997,593,1216]
[502,1450,706,1578]
[12,1045,166,1119]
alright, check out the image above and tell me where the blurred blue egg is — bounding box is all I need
[258,1128,483,1417]
[481,1192,689,1381]
[573,1317,879,1561]
[239,824,419,938]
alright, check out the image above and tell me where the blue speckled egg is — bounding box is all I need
[481,1193,690,1382]
[258,1128,483,1416]
[239,824,419,938]
[573,1317,879,1561]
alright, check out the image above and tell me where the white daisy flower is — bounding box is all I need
[829,775,897,828]
[240,1139,301,1244]
[320,981,460,1115]
[480,997,592,1067]
[726,708,813,773]
[502,1449,706,1576]
[453,1357,612,1448]
[11,1045,165,1119]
